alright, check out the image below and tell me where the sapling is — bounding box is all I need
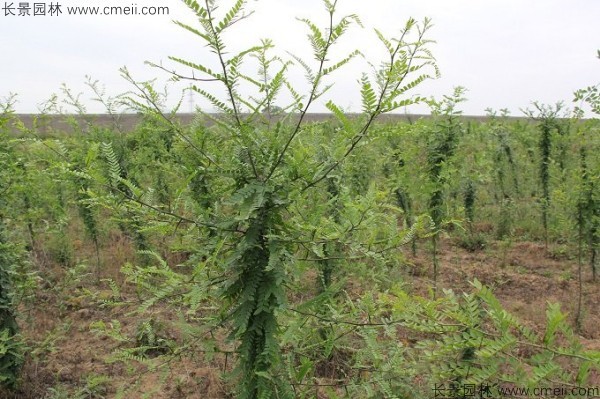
[573,58,600,281]
[576,144,598,284]
[0,101,24,389]
[132,0,438,396]
[575,148,586,331]
[523,102,564,249]
[0,217,23,390]
[395,186,417,256]
[15,162,37,253]
[463,179,476,230]
[73,170,101,275]
[386,130,418,256]
[100,141,152,263]
[319,174,342,293]
[426,87,466,294]
[458,178,487,252]
[573,141,599,329]
[487,109,520,199]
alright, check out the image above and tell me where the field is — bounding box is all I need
[1,1,599,397]
[11,235,600,398]
[1,107,599,398]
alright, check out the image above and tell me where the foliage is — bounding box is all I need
[1,3,600,399]
[128,1,438,397]
[523,102,567,248]
[360,280,600,398]
[425,87,466,293]
[0,99,25,390]
[573,51,600,282]
[573,50,600,117]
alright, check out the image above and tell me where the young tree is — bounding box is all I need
[573,51,600,283]
[425,87,466,294]
[523,102,565,249]
[118,0,438,396]
[0,97,25,390]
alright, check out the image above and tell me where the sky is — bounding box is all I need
[1,0,599,116]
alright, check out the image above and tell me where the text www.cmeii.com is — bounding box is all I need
[2,2,169,17]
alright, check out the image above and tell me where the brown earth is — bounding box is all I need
[3,235,599,399]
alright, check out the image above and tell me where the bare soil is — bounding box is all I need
[4,236,599,399]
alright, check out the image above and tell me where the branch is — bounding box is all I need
[266,0,340,181]
[120,68,220,168]
[146,61,221,83]
[302,23,429,191]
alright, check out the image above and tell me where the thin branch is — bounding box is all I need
[204,0,242,128]
[146,62,221,83]
[266,0,339,181]
[302,24,428,191]
[121,69,220,168]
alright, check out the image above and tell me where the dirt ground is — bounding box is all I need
[4,235,599,399]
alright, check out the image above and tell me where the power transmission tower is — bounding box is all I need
[188,84,195,113]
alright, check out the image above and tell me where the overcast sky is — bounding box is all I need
[1,0,599,115]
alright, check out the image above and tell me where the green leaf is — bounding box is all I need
[360,74,377,114]
[168,56,223,80]
[216,0,246,33]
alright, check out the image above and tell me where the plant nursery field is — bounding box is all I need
[0,108,599,398]
[1,0,599,398]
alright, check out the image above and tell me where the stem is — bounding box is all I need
[266,1,338,181]
[303,26,425,191]
[94,236,101,281]
[576,216,583,332]
[432,234,439,298]
[204,0,242,128]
